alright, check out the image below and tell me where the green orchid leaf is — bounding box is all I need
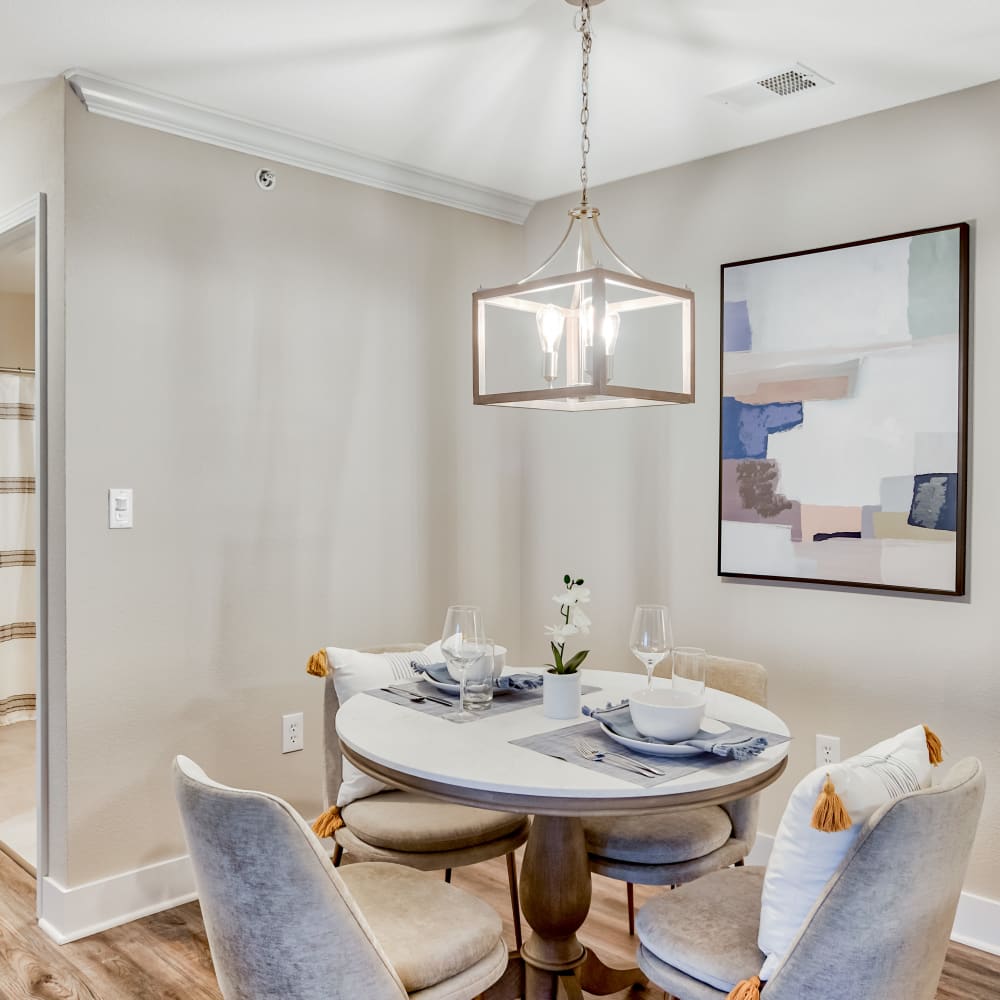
[563,649,589,673]
[550,641,564,672]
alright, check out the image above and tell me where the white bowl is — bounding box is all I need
[445,645,507,682]
[628,688,706,742]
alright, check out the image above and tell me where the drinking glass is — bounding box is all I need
[441,605,486,722]
[672,646,707,698]
[462,639,495,713]
[629,605,674,690]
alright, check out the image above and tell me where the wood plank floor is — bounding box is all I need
[0,720,36,873]
[0,847,996,998]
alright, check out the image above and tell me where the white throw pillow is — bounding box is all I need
[327,646,433,807]
[757,725,935,980]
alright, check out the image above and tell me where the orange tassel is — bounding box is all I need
[306,648,329,678]
[924,725,943,766]
[311,805,343,838]
[810,774,853,833]
[727,976,762,999]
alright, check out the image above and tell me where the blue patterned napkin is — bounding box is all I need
[412,661,544,691]
[582,700,784,760]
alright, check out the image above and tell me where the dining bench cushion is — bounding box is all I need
[636,866,766,994]
[341,790,527,853]
[340,862,503,992]
[584,805,733,865]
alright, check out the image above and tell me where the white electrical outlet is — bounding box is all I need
[282,712,304,754]
[816,733,841,767]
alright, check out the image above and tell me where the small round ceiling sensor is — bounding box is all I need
[256,168,276,190]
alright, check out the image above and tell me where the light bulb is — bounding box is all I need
[536,304,565,383]
[602,311,620,354]
[536,304,564,351]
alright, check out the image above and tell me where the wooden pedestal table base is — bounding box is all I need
[517,815,646,1000]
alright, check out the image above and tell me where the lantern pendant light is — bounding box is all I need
[473,0,695,410]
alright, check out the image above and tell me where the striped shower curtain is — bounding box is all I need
[0,372,35,725]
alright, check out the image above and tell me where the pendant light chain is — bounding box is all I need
[577,0,593,206]
[473,0,696,411]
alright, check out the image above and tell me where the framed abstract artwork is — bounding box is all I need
[718,223,969,596]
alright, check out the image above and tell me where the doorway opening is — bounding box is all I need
[0,196,46,881]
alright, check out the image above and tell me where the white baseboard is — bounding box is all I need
[35,838,1000,957]
[38,854,196,944]
[951,891,1000,957]
[748,833,1000,957]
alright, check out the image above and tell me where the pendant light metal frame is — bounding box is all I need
[472,0,695,411]
[473,268,694,409]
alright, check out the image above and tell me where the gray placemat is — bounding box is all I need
[510,719,786,787]
[365,679,602,723]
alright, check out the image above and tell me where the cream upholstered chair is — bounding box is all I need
[323,644,527,949]
[635,757,985,1000]
[174,756,509,1000]
[582,656,768,934]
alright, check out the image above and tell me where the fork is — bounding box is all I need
[573,739,663,777]
[382,685,452,707]
[576,737,665,776]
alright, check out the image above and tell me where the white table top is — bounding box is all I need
[337,668,792,816]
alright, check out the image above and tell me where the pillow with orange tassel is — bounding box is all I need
[755,724,942,983]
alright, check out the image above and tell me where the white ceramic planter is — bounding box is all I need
[543,670,581,720]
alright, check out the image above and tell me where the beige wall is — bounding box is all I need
[61,94,523,885]
[0,292,34,368]
[0,80,67,884]
[521,81,1000,898]
[44,74,1000,904]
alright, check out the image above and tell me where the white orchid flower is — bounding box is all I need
[569,606,591,634]
[544,622,580,643]
[553,586,591,607]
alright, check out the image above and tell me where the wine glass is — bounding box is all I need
[629,605,674,690]
[441,605,487,722]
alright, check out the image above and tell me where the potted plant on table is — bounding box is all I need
[543,574,591,719]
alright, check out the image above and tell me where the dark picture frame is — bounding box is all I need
[718,223,970,596]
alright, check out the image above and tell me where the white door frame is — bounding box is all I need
[0,193,49,904]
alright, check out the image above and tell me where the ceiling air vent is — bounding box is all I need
[709,63,833,112]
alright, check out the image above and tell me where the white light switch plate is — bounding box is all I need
[108,488,133,529]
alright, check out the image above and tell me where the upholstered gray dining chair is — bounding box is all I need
[174,756,510,1000]
[322,644,528,949]
[583,656,768,934]
[635,757,985,1000]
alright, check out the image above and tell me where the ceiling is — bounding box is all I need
[2,1,1000,203]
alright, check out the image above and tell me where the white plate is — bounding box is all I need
[420,674,521,697]
[598,717,731,757]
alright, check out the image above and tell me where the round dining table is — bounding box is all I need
[336,668,790,1000]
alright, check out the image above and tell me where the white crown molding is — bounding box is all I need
[64,69,534,226]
